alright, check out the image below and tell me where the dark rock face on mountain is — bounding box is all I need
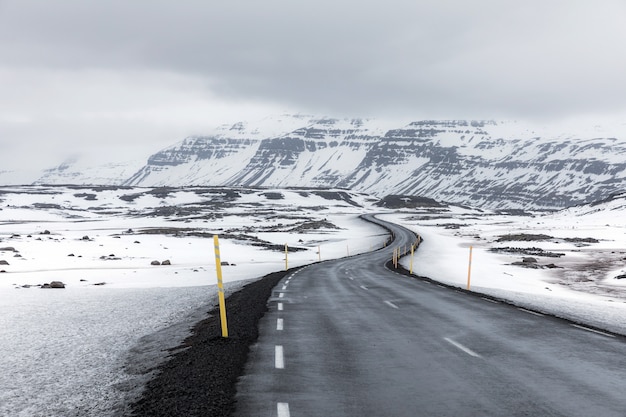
[35,116,626,209]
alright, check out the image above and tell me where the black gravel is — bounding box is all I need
[128,269,291,417]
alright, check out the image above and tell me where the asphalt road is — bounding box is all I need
[234,215,626,417]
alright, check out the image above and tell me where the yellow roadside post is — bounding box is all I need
[397,247,400,268]
[213,235,228,338]
[285,244,288,270]
[467,246,473,290]
[394,247,398,268]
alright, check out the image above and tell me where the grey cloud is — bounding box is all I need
[1,0,626,122]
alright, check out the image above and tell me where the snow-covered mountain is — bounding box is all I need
[36,156,145,186]
[23,115,626,209]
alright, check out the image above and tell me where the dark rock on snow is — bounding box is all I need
[41,281,65,289]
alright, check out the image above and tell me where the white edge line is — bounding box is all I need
[444,337,482,358]
[275,345,285,369]
[572,324,615,338]
[277,402,290,417]
[384,300,399,309]
[481,297,499,304]
[518,308,544,317]
[277,318,284,331]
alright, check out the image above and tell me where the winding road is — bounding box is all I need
[234,215,626,416]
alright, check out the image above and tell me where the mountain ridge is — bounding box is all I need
[17,115,626,210]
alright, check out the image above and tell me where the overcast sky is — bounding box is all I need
[1,0,626,168]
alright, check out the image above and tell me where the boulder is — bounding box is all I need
[151,260,161,266]
[42,281,65,289]
[161,260,171,266]
[0,260,9,265]
[522,257,537,263]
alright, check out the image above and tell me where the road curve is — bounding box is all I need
[234,215,626,417]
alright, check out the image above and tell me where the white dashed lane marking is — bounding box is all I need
[275,346,285,369]
[277,402,290,417]
[444,337,482,358]
[277,318,284,331]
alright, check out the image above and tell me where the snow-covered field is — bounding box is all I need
[0,186,386,417]
[2,185,626,416]
[382,192,626,335]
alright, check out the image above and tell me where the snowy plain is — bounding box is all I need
[1,186,626,416]
[0,186,387,416]
[382,193,626,335]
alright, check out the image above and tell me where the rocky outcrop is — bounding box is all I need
[41,281,65,289]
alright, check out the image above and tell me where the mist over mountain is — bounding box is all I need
[10,115,626,210]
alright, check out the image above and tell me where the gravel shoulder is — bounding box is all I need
[128,269,291,417]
